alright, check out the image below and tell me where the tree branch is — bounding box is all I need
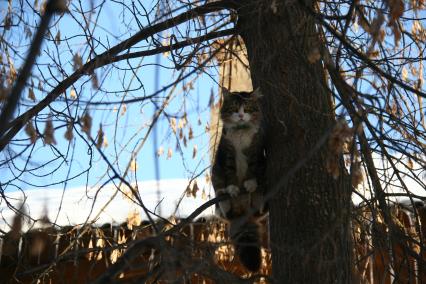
[0,1,234,151]
[0,0,60,139]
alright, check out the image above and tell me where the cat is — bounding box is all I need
[211,87,267,272]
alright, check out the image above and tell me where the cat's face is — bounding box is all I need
[220,89,262,128]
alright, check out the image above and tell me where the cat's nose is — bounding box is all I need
[238,113,244,119]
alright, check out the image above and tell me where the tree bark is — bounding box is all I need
[237,1,352,283]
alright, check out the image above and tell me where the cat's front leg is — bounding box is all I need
[215,184,239,217]
[243,179,257,193]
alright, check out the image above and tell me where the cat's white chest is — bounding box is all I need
[225,127,258,183]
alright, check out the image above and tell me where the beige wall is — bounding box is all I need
[210,38,253,161]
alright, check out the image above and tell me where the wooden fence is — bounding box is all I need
[1,202,425,283]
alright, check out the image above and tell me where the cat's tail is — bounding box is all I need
[230,218,261,272]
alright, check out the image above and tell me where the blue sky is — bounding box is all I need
[0,0,223,194]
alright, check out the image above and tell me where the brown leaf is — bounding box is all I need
[407,158,414,169]
[44,118,56,145]
[64,120,74,141]
[55,30,61,45]
[121,104,127,116]
[96,124,104,149]
[188,127,194,140]
[388,0,404,23]
[91,73,99,89]
[25,121,38,143]
[170,118,177,134]
[81,113,92,136]
[192,144,198,159]
[73,53,83,71]
[192,180,199,198]
[28,88,36,102]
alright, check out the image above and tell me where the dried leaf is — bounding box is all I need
[81,113,92,136]
[192,144,198,159]
[91,73,99,89]
[390,22,401,46]
[55,30,61,45]
[411,66,419,76]
[64,120,74,141]
[96,124,104,149]
[4,14,12,31]
[353,21,359,33]
[412,20,422,35]
[388,0,404,23]
[170,118,177,134]
[178,119,185,129]
[7,57,17,86]
[368,50,380,58]
[167,147,173,159]
[402,67,409,81]
[130,158,138,172]
[192,180,199,198]
[370,12,385,38]
[28,88,36,102]
[44,118,56,145]
[157,146,164,157]
[188,127,194,140]
[186,185,191,197]
[73,53,83,71]
[127,210,141,230]
[70,88,77,99]
[407,158,414,169]
[25,121,38,143]
[205,173,211,184]
[201,188,207,200]
[121,104,127,116]
[103,135,109,148]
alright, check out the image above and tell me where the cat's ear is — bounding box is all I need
[221,87,231,97]
[252,88,263,99]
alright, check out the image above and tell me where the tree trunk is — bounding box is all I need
[238,1,352,283]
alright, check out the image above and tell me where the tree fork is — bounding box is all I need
[237,1,352,282]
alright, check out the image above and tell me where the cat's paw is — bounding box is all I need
[225,185,240,197]
[244,179,257,193]
[215,188,226,195]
